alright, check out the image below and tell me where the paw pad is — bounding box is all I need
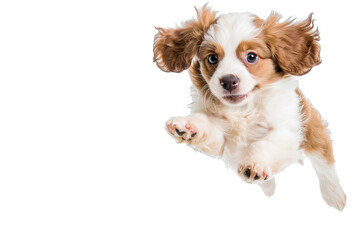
[176,129,185,136]
[166,118,198,141]
[238,164,269,183]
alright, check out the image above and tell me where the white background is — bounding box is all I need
[0,0,359,239]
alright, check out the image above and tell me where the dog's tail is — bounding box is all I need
[306,153,346,211]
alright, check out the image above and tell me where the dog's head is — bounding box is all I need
[153,6,321,106]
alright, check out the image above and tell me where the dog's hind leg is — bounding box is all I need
[258,177,276,197]
[299,91,346,210]
[306,153,346,211]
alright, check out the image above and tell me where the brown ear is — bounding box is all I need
[262,13,321,76]
[153,5,216,73]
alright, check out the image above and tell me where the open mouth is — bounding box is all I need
[223,94,248,103]
[223,85,259,104]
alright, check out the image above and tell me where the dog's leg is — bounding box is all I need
[299,93,346,211]
[306,153,346,211]
[166,113,225,157]
[237,136,278,183]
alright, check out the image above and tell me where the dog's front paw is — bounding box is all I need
[166,117,199,142]
[237,163,271,183]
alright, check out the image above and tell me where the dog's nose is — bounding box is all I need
[220,74,239,92]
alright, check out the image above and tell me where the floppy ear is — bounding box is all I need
[262,13,321,76]
[153,5,216,73]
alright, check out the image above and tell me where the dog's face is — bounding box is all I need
[154,6,321,107]
[198,13,275,106]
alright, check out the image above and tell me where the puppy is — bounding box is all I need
[153,5,346,210]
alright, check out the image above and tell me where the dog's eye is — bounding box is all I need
[208,54,218,65]
[246,52,258,64]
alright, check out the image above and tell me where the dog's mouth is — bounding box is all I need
[222,85,258,104]
[223,94,248,103]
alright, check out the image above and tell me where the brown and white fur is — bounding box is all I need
[153,6,346,210]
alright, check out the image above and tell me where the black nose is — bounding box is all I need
[220,74,239,92]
